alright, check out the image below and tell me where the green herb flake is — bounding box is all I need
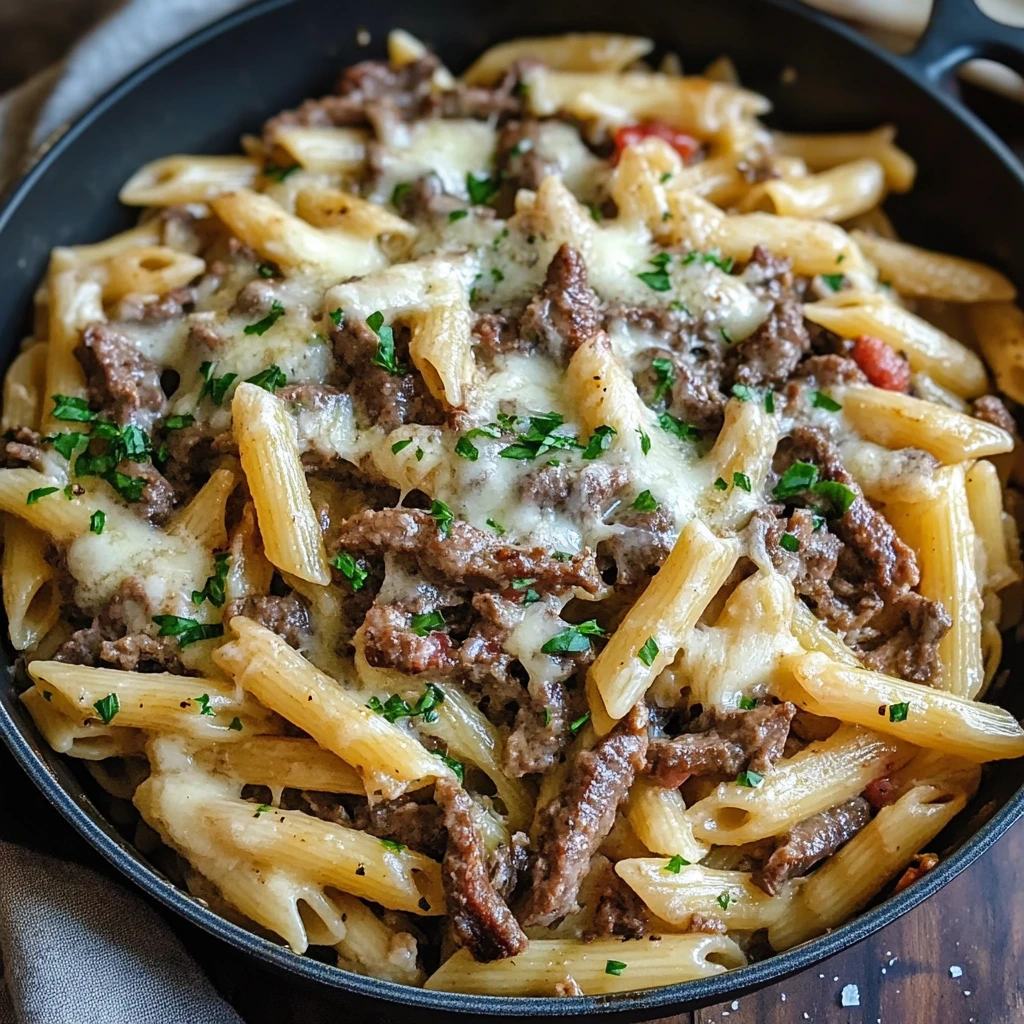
[540,620,606,655]
[664,854,689,873]
[26,487,59,505]
[632,490,658,512]
[228,716,243,732]
[638,253,672,291]
[391,438,413,454]
[410,609,446,637]
[765,391,776,414]
[889,701,910,723]
[587,203,604,223]
[810,479,857,516]
[736,769,764,788]
[511,578,536,590]
[581,424,616,460]
[714,477,728,491]
[264,162,299,182]
[812,514,826,532]
[331,552,368,591]
[243,300,286,337]
[329,308,345,328]
[490,267,505,284]
[605,960,627,977]
[151,615,225,649]
[253,803,272,818]
[89,509,106,535]
[380,838,406,853]
[651,356,675,403]
[733,471,752,493]
[569,712,591,736]
[391,182,412,207]
[658,412,700,442]
[738,696,757,711]
[821,273,845,292]
[836,253,846,264]
[637,636,659,667]
[731,384,755,402]
[772,461,820,500]
[192,552,230,608]
[486,518,505,535]
[780,533,800,553]
[455,436,479,461]
[366,311,405,376]
[431,750,465,783]
[245,364,287,393]
[466,172,498,205]
[257,262,279,279]
[659,171,673,184]
[543,707,552,727]
[552,551,573,562]
[197,361,238,406]
[638,429,651,455]
[448,209,469,223]
[717,891,732,910]
[51,431,88,460]
[193,693,216,717]
[811,390,842,412]
[367,683,445,725]
[51,395,98,423]
[429,499,455,539]
[720,327,734,344]
[93,692,119,725]
[164,414,196,430]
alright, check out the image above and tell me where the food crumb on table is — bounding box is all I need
[840,983,861,1007]
[950,965,963,978]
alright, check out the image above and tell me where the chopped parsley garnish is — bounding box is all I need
[331,552,368,591]
[151,615,224,648]
[638,253,672,291]
[780,533,800,552]
[257,262,279,279]
[415,447,424,462]
[264,162,299,182]
[391,438,413,454]
[103,471,146,503]
[836,253,846,264]
[811,391,842,412]
[380,838,406,853]
[51,394,98,423]
[243,300,286,337]
[714,477,728,491]
[720,327,734,344]
[587,203,603,222]
[448,209,468,222]
[410,610,446,636]
[455,436,479,461]
[737,769,764,787]
[329,308,345,327]
[192,552,230,608]
[664,855,690,873]
[51,431,88,460]
[821,273,845,291]
[581,424,616,460]
[541,620,607,654]
[499,411,582,461]
[466,172,498,205]
[731,384,755,402]
[431,750,465,783]
[89,510,105,535]
[542,707,552,727]
[682,250,734,272]
[521,588,540,605]
[738,696,757,711]
[632,490,658,512]
[164,414,195,430]
[717,891,732,910]
[658,412,700,442]
[660,171,673,183]
[569,712,591,736]
[772,461,820,500]
[888,701,910,723]
[733,472,752,493]
[605,960,627,977]
[638,429,651,455]
[637,636,659,667]
[512,578,536,590]
[810,479,857,516]
[486,518,505,535]
[193,693,216,717]
[490,268,504,284]
[198,361,237,406]
[26,487,59,505]
[93,692,119,724]
[652,356,675,403]
[552,550,573,562]
[391,182,412,207]
[228,717,243,731]
[253,804,271,817]
[765,391,776,414]
[812,513,826,531]
[429,499,454,539]
[366,311,405,375]
[367,683,445,725]
[245,364,287,393]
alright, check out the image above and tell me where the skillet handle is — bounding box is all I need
[904,0,1024,83]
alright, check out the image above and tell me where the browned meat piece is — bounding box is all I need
[333,318,446,429]
[488,831,529,901]
[583,862,649,940]
[331,508,601,594]
[685,913,728,934]
[629,339,726,434]
[519,245,602,361]
[518,702,649,927]
[117,285,197,323]
[729,246,810,388]
[472,312,528,361]
[755,796,871,895]
[98,634,186,673]
[367,791,446,858]
[115,461,176,524]
[276,383,345,410]
[394,173,468,220]
[503,672,575,777]
[359,602,457,674]
[232,278,279,316]
[763,426,951,683]
[495,120,560,193]
[517,462,627,529]
[973,394,1018,436]
[223,594,310,649]
[77,324,168,431]
[647,703,797,785]
[436,777,528,961]
[4,426,46,472]
[794,354,868,387]
[53,626,104,666]
[598,506,675,587]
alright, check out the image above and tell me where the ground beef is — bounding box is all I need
[54,625,185,674]
[973,394,1017,436]
[503,671,576,778]
[436,777,528,961]
[395,172,469,221]
[117,285,197,323]
[223,594,310,649]
[331,508,602,594]
[582,862,649,940]
[754,796,871,895]
[160,424,236,486]
[763,426,951,683]
[3,426,46,472]
[495,120,560,194]
[471,312,527,361]
[728,246,810,388]
[685,913,728,934]
[646,703,797,785]
[517,462,628,531]
[231,279,279,316]
[333,319,446,430]
[117,461,176,524]
[518,702,649,928]
[598,507,675,587]
[77,323,168,431]
[360,602,457,674]
[367,792,446,859]
[518,245,602,362]
[793,354,868,387]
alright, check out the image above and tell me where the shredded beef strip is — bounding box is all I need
[763,426,951,683]
[973,394,1018,437]
[518,702,648,928]
[361,602,457,674]
[435,777,528,961]
[223,594,310,649]
[77,323,168,431]
[582,861,649,940]
[331,508,601,593]
[518,244,602,362]
[793,354,868,388]
[754,796,871,895]
[495,120,561,195]
[647,703,797,786]
[3,426,46,472]
[117,461,176,524]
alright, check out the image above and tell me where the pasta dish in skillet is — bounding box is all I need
[3,29,1024,996]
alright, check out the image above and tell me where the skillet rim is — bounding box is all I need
[0,0,1022,1015]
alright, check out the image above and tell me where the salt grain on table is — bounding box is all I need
[841,983,861,1007]
[950,965,964,978]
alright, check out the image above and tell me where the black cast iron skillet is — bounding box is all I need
[1,0,1022,1018]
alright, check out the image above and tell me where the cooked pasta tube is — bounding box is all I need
[970,301,1024,405]
[119,155,260,205]
[626,778,710,864]
[3,517,61,650]
[751,159,886,222]
[773,125,916,192]
[332,892,425,986]
[20,686,144,761]
[2,343,47,431]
